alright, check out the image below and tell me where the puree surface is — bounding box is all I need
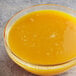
[8,10,76,65]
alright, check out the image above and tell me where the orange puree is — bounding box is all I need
[8,10,76,66]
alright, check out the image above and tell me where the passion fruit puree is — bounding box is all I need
[8,10,76,66]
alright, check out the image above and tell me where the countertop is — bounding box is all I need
[0,0,76,76]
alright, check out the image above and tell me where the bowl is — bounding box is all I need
[4,4,76,75]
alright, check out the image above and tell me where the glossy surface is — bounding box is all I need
[8,10,76,65]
